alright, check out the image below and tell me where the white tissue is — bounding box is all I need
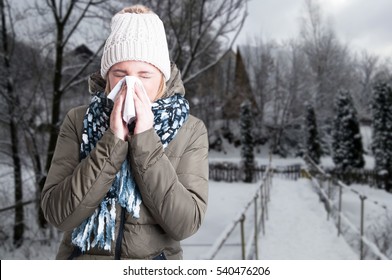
[107,76,150,124]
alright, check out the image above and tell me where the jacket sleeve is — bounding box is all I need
[41,107,128,231]
[129,119,209,241]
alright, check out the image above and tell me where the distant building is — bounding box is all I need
[70,44,94,59]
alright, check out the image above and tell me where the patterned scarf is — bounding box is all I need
[71,92,189,252]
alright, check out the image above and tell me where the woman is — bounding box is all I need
[41,5,208,260]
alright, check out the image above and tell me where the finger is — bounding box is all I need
[112,84,126,117]
[132,88,143,111]
[135,83,151,106]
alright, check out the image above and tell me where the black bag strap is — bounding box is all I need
[114,207,126,260]
[67,246,82,260]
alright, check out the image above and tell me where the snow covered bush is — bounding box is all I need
[371,81,392,192]
[240,100,256,183]
[332,89,365,173]
[304,103,322,164]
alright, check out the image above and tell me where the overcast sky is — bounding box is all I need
[236,0,392,59]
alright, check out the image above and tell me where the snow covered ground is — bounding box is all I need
[258,178,357,259]
[1,143,391,260]
[182,181,260,259]
[182,177,359,260]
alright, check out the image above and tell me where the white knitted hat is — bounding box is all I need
[101,9,171,81]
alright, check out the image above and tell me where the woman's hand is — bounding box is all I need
[133,83,154,134]
[110,83,129,141]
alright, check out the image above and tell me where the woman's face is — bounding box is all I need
[108,60,163,102]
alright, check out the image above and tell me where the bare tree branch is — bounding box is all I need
[62,0,92,47]
[47,0,60,23]
[183,1,247,84]
[61,40,105,92]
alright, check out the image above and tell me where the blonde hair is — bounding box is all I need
[155,76,167,100]
[120,5,152,14]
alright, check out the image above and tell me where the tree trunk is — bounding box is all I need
[10,114,24,247]
[24,125,46,229]
[1,0,24,247]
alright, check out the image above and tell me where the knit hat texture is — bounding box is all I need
[101,10,170,81]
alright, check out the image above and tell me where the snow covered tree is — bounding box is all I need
[240,100,256,183]
[371,82,392,192]
[332,89,365,171]
[304,103,322,164]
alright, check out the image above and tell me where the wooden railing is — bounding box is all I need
[205,167,273,260]
[304,155,390,260]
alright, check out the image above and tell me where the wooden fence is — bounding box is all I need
[325,168,386,186]
[209,162,301,182]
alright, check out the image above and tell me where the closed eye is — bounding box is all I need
[138,71,154,79]
[111,69,127,77]
[140,75,151,79]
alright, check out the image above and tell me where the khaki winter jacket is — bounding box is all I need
[41,64,209,260]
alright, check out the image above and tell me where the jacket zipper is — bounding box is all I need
[114,207,126,259]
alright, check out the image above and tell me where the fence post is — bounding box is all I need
[337,183,343,236]
[264,173,270,220]
[240,214,246,260]
[360,195,367,260]
[254,195,259,260]
[268,169,272,201]
[261,185,265,235]
[327,175,332,221]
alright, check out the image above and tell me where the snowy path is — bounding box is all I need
[259,177,357,259]
[183,177,357,260]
